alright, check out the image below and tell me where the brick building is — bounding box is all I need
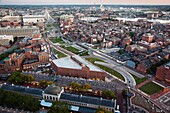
[156,62,170,83]
[141,33,154,43]
[23,52,49,70]
[52,55,106,80]
[0,53,25,72]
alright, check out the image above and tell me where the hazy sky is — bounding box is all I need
[0,0,170,5]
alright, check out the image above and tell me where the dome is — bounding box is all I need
[44,84,62,95]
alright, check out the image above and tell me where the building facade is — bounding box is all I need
[0,35,14,45]
[52,55,106,80]
[0,26,40,37]
[156,62,170,83]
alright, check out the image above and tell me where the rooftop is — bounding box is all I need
[60,93,115,108]
[1,84,43,96]
[52,55,103,72]
[44,84,63,95]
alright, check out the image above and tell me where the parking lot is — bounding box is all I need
[22,71,126,92]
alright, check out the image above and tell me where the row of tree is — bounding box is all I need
[70,82,91,91]
[0,89,40,112]
[8,71,54,89]
[39,80,53,88]
[8,71,34,85]
[70,82,116,99]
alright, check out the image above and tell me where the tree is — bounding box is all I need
[48,101,70,113]
[70,82,82,91]
[102,90,116,99]
[95,107,112,113]
[39,80,53,88]
[27,74,35,83]
[0,90,40,112]
[127,32,135,38]
[84,83,91,89]
[9,40,13,46]
[14,37,18,42]
[8,71,34,84]
[122,89,127,97]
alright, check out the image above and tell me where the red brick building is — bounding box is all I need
[23,52,49,70]
[121,37,132,47]
[0,53,25,72]
[156,62,170,83]
[141,33,154,43]
[52,55,106,80]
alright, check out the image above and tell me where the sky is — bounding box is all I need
[0,0,170,5]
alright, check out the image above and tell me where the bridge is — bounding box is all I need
[44,9,55,23]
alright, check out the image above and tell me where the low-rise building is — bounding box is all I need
[0,35,14,45]
[141,33,154,43]
[42,84,116,112]
[156,62,170,83]
[52,55,106,80]
[23,52,49,70]
[0,53,25,72]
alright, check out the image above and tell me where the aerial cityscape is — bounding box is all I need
[0,1,170,113]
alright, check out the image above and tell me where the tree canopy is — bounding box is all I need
[70,82,91,91]
[102,90,116,99]
[8,71,34,84]
[0,89,40,112]
[39,80,53,88]
[95,107,113,113]
[48,101,70,113]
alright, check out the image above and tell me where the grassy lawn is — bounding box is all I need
[66,46,80,54]
[62,46,80,54]
[131,73,147,84]
[85,57,105,64]
[79,51,89,56]
[96,64,125,81]
[139,82,164,95]
[49,37,65,44]
[53,49,66,58]
[85,57,125,81]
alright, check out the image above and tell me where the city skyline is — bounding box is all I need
[0,0,170,5]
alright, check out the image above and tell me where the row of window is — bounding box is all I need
[61,99,113,111]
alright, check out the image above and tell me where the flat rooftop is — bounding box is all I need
[52,55,103,72]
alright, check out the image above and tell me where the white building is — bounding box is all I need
[2,16,21,22]
[60,15,74,22]
[0,26,40,37]
[23,15,45,25]
[41,84,117,112]
[145,11,159,18]
[42,84,64,101]
[0,35,14,45]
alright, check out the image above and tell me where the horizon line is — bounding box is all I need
[0,4,170,6]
